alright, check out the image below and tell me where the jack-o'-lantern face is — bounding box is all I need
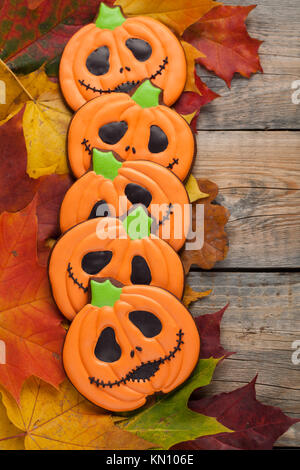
[63,279,200,412]
[59,4,187,111]
[60,149,190,251]
[49,206,184,320]
[68,80,194,181]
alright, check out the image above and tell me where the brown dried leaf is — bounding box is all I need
[181,179,229,272]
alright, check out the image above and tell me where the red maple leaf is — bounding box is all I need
[172,377,299,450]
[0,109,73,265]
[1,0,113,74]
[174,73,219,131]
[0,198,66,401]
[36,173,73,265]
[195,304,233,360]
[183,5,263,87]
[0,110,39,214]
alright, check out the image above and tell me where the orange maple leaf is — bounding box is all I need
[0,198,66,401]
[180,179,229,272]
[183,5,263,87]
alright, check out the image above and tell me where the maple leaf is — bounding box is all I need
[0,199,66,401]
[0,1,106,75]
[0,108,73,264]
[174,73,219,132]
[181,41,205,94]
[116,0,221,35]
[0,108,72,215]
[0,377,152,450]
[0,394,24,449]
[119,358,231,449]
[183,285,212,308]
[172,377,299,450]
[183,5,263,87]
[22,76,72,178]
[0,61,57,125]
[0,109,38,214]
[36,173,73,264]
[180,179,229,272]
[0,61,72,178]
[194,304,232,360]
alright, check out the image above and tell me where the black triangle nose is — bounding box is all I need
[94,327,121,363]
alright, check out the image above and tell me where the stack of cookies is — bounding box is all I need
[49,3,200,412]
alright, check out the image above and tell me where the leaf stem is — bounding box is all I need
[0,58,35,102]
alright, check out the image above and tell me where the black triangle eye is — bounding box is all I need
[88,200,111,219]
[131,255,152,285]
[99,121,128,145]
[129,311,162,338]
[94,327,121,362]
[81,251,113,275]
[148,125,168,153]
[86,46,110,76]
[125,184,152,208]
[125,38,152,62]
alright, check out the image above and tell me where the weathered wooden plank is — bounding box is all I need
[220,0,300,58]
[195,0,300,129]
[197,56,300,130]
[187,271,300,447]
[193,131,300,268]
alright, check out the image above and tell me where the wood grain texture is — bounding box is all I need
[193,131,300,268]
[196,0,300,130]
[187,271,300,447]
[188,0,300,448]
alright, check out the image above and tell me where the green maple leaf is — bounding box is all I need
[119,358,232,449]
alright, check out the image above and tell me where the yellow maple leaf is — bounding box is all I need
[1,378,153,450]
[0,60,71,179]
[0,394,24,450]
[0,60,56,126]
[181,41,205,94]
[117,0,220,35]
[183,284,212,308]
[24,86,71,178]
[185,174,209,202]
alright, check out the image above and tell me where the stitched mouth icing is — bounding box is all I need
[81,138,180,174]
[67,263,88,293]
[78,57,168,95]
[88,329,184,388]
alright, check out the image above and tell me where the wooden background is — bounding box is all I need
[188,0,300,447]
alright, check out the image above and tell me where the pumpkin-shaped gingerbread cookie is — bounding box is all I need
[59,3,186,110]
[60,148,190,251]
[68,80,194,181]
[63,279,200,412]
[49,206,184,320]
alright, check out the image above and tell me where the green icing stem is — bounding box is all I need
[123,206,153,240]
[92,148,122,180]
[95,3,126,30]
[90,279,122,308]
[131,80,161,108]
